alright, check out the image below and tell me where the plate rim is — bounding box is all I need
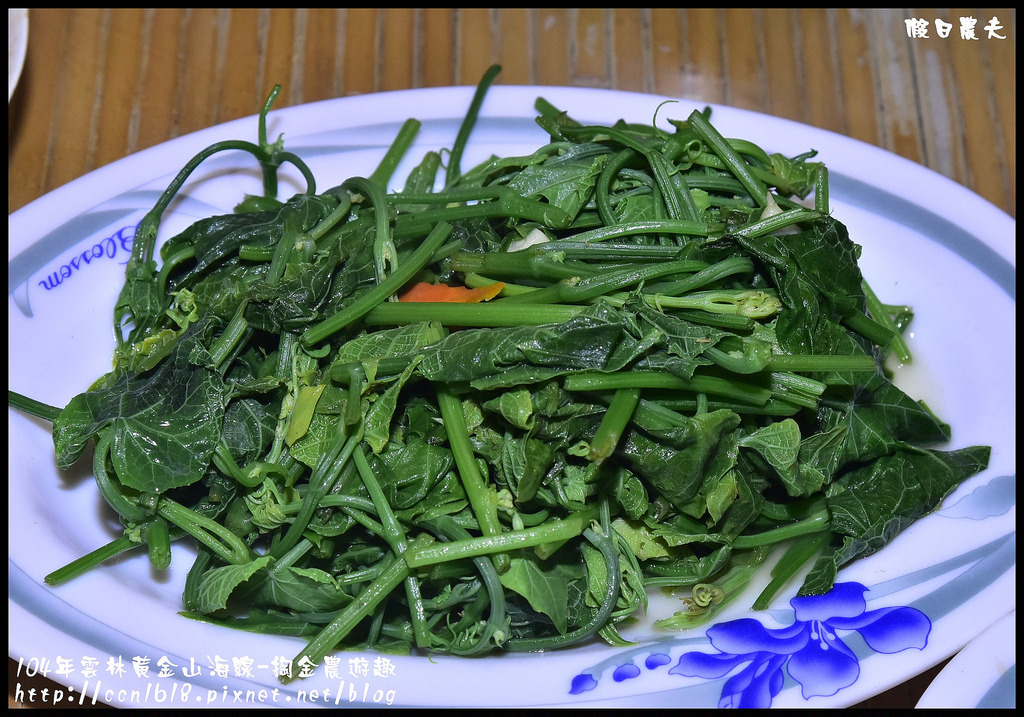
[8,84,1016,709]
[915,608,1016,708]
[8,8,29,102]
[10,83,1015,249]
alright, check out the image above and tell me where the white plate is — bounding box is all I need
[8,86,1016,709]
[8,8,28,102]
[916,610,1016,708]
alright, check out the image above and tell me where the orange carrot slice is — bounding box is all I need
[398,281,505,303]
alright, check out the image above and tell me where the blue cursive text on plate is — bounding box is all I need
[36,223,137,291]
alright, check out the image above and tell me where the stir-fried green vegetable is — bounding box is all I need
[9,65,990,669]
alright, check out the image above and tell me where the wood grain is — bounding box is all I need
[8,8,1015,710]
[8,8,1016,217]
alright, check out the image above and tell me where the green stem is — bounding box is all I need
[208,302,250,370]
[648,149,696,220]
[264,211,301,285]
[564,371,772,406]
[352,446,406,553]
[391,188,574,235]
[498,258,709,305]
[704,344,878,377]
[212,441,267,488]
[752,532,831,610]
[632,289,782,318]
[724,137,774,166]
[157,497,251,565]
[44,534,140,586]
[145,517,172,571]
[306,191,353,244]
[284,533,434,683]
[505,526,620,651]
[369,118,421,188]
[436,385,509,573]
[558,123,694,221]
[537,241,692,261]
[390,186,504,206]
[300,220,453,347]
[424,516,510,655]
[687,109,769,206]
[595,148,636,225]
[8,389,61,423]
[731,509,830,550]
[340,363,366,427]
[656,397,803,417]
[462,272,536,296]
[155,246,196,296]
[448,248,599,283]
[588,388,641,465]
[842,308,897,348]
[651,547,773,627]
[92,432,149,523]
[735,208,822,238]
[815,165,830,214]
[341,176,395,285]
[363,300,583,327]
[640,256,754,297]
[446,63,502,187]
[352,445,432,649]
[269,424,362,560]
[329,355,416,385]
[863,280,913,363]
[404,507,597,568]
[181,547,215,611]
[768,352,879,373]
[766,372,827,410]
[131,141,269,268]
[670,309,755,331]
[272,539,316,572]
[561,219,724,244]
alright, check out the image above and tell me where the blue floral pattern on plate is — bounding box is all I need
[673,582,929,708]
[567,475,1014,709]
[570,582,930,708]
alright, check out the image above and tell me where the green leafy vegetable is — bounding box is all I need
[8,65,990,672]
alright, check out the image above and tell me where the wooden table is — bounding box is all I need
[8,8,1015,710]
